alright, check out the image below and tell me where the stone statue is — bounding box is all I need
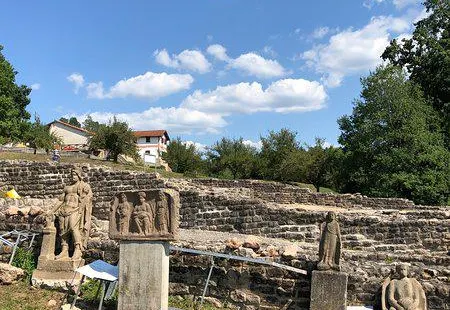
[132,191,155,235]
[113,192,132,234]
[381,264,427,310]
[48,167,93,260]
[155,191,169,233]
[109,189,180,241]
[317,211,341,271]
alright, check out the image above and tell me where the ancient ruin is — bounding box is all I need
[381,264,427,310]
[317,211,342,271]
[31,167,93,287]
[0,161,447,309]
[109,189,179,240]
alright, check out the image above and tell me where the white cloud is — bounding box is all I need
[206,44,230,62]
[363,0,420,9]
[72,107,227,135]
[184,140,207,153]
[393,0,420,9]
[302,15,413,87]
[208,44,288,78]
[229,53,288,79]
[312,27,330,39]
[86,72,194,100]
[363,0,385,9]
[67,73,85,94]
[262,46,277,58]
[30,83,41,90]
[182,79,327,114]
[154,49,211,74]
[243,139,262,150]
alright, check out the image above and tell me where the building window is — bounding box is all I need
[146,137,151,143]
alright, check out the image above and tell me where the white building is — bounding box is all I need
[134,130,170,165]
[47,120,93,150]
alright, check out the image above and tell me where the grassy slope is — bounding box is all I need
[0,151,335,193]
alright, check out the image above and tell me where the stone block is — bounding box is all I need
[310,270,348,310]
[117,241,170,310]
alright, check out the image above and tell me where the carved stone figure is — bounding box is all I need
[317,211,341,271]
[132,191,155,235]
[109,189,180,241]
[48,167,93,260]
[381,264,427,310]
[114,193,132,233]
[155,191,169,233]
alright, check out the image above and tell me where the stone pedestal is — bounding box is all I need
[117,241,170,310]
[310,270,348,310]
[31,225,83,290]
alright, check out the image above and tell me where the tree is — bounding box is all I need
[0,45,31,144]
[68,117,81,128]
[88,117,138,162]
[25,114,62,154]
[303,138,333,192]
[162,137,203,174]
[60,116,81,127]
[382,0,450,144]
[206,137,258,179]
[259,128,300,181]
[338,65,449,205]
[83,115,101,133]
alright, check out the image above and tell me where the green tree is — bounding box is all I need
[88,117,138,162]
[83,115,101,133]
[303,138,333,192]
[259,128,299,181]
[207,137,258,179]
[382,0,450,144]
[162,137,203,174]
[59,117,69,123]
[0,45,31,144]
[338,65,449,205]
[25,114,62,154]
[68,117,81,127]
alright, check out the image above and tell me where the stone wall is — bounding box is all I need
[190,179,417,209]
[0,160,449,309]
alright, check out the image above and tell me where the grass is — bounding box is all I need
[0,151,336,191]
[0,281,223,310]
[0,281,66,310]
[0,151,183,178]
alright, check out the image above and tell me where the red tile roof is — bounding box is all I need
[134,130,169,139]
[47,120,94,135]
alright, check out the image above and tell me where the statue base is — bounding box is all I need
[32,257,85,291]
[310,270,348,310]
[31,269,83,291]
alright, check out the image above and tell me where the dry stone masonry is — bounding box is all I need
[0,160,449,309]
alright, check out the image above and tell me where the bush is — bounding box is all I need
[80,279,117,309]
[11,248,35,281]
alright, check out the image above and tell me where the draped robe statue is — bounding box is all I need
[317,211,341,271]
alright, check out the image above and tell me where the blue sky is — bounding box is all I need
[1,0,427,149]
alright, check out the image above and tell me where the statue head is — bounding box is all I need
[71,168,83,183]
[119,192,127,202]
[326,211,336,222]
[138,191,146,203]
[395,264,409,279]
[157,191,165,200]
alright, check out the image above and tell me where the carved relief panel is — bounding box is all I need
[109,189,179,241]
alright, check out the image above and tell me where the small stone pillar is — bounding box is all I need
[310,270,348,310]
[110,189,180,310]
[38,223,56,261]
[118,241,170,310]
